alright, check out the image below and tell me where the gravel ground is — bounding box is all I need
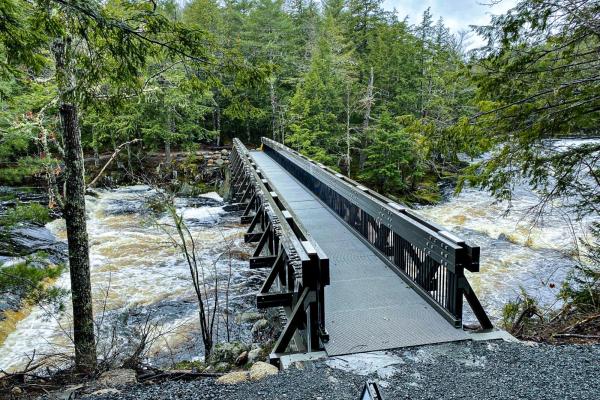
[80,341,600,400]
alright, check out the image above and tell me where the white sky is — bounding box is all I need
[383,0,519,48]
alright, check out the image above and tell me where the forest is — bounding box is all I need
[0,0,599,393]
[1,0,597,204]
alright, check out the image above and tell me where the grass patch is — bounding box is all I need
[171,360,206,371]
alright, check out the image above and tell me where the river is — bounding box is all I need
[1,140,597,371]
[419,138,599,322]
[0,186,263,372]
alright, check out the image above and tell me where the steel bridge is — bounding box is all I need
[229,137,492,366]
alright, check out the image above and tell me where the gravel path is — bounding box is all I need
[82,341,600,400]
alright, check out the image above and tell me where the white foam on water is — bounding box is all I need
[416,139,600,321]
[0,186,244,372]
[199,192,223,202]
[178,206,225,223]
[0,272,72,370]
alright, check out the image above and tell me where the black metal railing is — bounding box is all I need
[229,139,330,365]
[261,137,492,329]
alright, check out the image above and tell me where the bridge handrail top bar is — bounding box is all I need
[234,138,327,264]
[261,137,473,256]
[260,138,458,242]
[250,153,329,261]
[233,139,310,262]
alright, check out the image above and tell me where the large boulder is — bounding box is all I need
[247,348,262,364]
[216,371,249,385]
[235,312,263,324]
[1,225,67,264]
[251,319,269,334]
[249,362,278,381]
[235,351,248,366]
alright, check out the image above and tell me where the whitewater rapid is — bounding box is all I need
[0,186,252,372]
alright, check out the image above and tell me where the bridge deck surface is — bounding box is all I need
[250,150,467,356]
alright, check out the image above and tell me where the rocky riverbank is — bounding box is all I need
[85,149,232,190]
[22,340,598,400]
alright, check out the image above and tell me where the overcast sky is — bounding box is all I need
[382,0,519,47]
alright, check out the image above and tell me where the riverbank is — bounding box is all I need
[27,340,599,400]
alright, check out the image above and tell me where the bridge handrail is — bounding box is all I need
[229,139,330,364]
[261,137,492,329]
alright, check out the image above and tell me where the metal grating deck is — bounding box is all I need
[250,150,468,356]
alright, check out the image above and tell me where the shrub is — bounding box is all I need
[0,257,66,307]
[0,202,51,228]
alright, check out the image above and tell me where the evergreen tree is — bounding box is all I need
[467,0,600,214]
[286,1,355,165]
[0,0,219,372]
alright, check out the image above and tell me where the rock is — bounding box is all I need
[235,351,248,366]
[216,371,249,385]
[249,361,278,381]
[11,386,23,395]
[4,225,67,264]
[215,158,224,166]
[235,312,262,324]
[87,388,121,397]
[98,368,137,387]
[177,183,194,196]
[248,348,262,364]
[221,149,229,156]
[251,319,270,334]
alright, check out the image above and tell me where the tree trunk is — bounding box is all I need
[92,128,100,168]
[270,78,278,140]
[60,104,97,372]
[359,67,374,172]
[345,85,351,178]
[363,66,374,131]
[165,140,171,164]
[126,141,133,172]
[53,37,97,373]
[166,108,174,166]
[215,101,221,147]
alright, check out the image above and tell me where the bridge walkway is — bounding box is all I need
[249,150,467,356]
